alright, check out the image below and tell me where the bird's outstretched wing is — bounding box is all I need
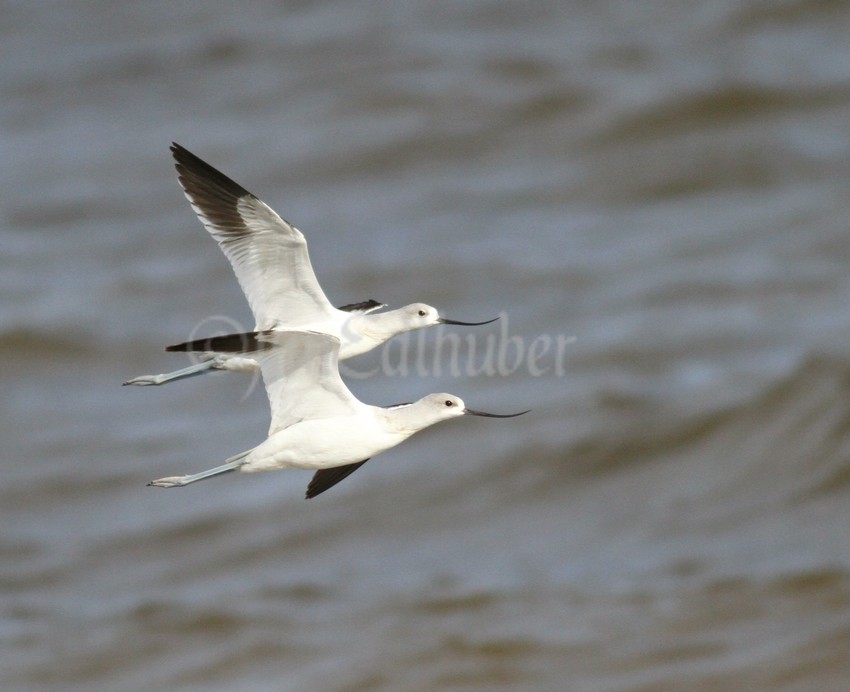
[167,330,360,434]
[171,143,336,330]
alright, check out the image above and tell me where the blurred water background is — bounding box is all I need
[3,1,850,689]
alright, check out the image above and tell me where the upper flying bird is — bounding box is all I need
[148,330,528,498]
[124,143,496,386]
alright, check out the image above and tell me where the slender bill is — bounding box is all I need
[439,316,500,326]
[463,408,530,418]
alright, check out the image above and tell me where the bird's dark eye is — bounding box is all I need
[445,400,453,407]
[418,310,427,317]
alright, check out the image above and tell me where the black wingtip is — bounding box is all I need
[305,460,370,499]
[169,142,253,201]
[165,330,275,354]
[337,299,387,314]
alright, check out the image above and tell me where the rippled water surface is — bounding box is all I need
[3,1,850,690]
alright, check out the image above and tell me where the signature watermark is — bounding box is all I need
[182,312,575,398]
[340,313,575,379]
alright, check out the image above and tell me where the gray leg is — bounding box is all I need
[148,450,250,488]
[123,356,223,386]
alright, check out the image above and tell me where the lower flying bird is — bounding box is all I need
[125,143,495,386]
[148,330,528,498]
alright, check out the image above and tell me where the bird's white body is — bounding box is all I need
[203,304,445,370]
[183,305,432,378]
[241,406,411,473]
[125,144,494,386]
[149,330,525,497]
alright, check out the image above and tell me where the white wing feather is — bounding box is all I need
[250,330,362,435]
[171,143,337,330]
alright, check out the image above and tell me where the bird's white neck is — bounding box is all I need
[346,310,413,348]
[381,400,453,435]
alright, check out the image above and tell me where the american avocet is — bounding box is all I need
[148,330,527,498]
[125,144,495,386]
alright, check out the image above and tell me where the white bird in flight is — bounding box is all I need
[125,143,495,386]
[148,330,528,498]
